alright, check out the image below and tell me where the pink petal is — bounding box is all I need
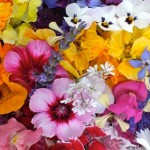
[134,110,143,123]
[26,40,51,64]
[56,119,85,141]
[30,88,56,112]
[14,128,43,150]
[55,65,69,79]
[0,118,25,147]
[52,78,73,99]
[32,113,57,138]
[113,81,148,101]
[4,51,21,73]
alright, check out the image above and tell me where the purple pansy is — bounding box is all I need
[129,48,150,79]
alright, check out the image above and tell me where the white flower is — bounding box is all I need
[72,98,97,115]
[87,65,98,76]
[92,6,121,31]
[64,3,93,29]
[100,61,115,76]
[116,0,150,32]
[136,129,150,150]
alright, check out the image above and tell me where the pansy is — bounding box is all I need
[116,0,150,32]
[0,73,27,114]
[109,80,148,123]
[64,3,93,29]
[93,6,121,31]
[4,40,52,92]
[0,118,43,150]
[29,78,93,141]
[129,48,150,79]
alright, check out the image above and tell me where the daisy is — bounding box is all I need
[116,0,150,32]
[29,78,92,141]
[64,3,93,29]
[136,128,150,150]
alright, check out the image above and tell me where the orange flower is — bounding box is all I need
[0,73,27,114]
[0,42,13,73]
[0,1,12,32]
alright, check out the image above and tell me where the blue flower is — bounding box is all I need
[129,48,150,79]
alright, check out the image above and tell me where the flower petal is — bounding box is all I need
[129,60,142,68]
[30,88,56,112]
[141,49,150,61]
[138,67,146,79]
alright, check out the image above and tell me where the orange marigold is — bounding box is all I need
[0,1,12,32]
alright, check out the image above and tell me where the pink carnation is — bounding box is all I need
[29,78,92,141]
[109,80,148,123]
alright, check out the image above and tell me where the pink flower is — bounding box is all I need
[29,78,92,141]
[4,40,52,92]
[0,118,43,150]
[109,80,148,123]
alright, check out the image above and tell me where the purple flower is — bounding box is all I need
[129,48,150,79]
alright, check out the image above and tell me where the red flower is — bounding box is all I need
[4,40,52,92]
[79,126,106,150]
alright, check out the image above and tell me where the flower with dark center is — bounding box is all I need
[30,78,92,141]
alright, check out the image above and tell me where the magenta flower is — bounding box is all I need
[4,40,52,92]
[29,78,92,141]
[109,81,148,123]
[0,118,42,150]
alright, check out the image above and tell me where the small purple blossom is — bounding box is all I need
[129,48,150,79]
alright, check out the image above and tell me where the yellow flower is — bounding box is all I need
[0,73,27,114]
[0,1,12,33]
[63,23,105,76]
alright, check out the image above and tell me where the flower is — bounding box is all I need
[79,126,106,150]
[64,3,93,29]
[4,40,52,92]
[29,78,92,141]
[0,73,27,114]
[109,80,148,123]
[92,6,121,31]
[0,1,12,33]
[136,128,150,150]
[0,118,43,150]
[116,0,150,32]
[49,139,84,150]
[129,48,150,79]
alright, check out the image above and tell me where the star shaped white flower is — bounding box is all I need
[116,0,150,32]
[64,3,93,29]
[92,5,121,31]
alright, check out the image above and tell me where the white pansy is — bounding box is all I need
[100,61,115,76]
[92,6,121,31]
[64,3,93,29]
[116,0,150,32]
[136,129,150,150]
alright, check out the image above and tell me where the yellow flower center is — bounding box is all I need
[101,22,109,28]
[71,17,78,24]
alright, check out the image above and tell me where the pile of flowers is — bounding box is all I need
[1,0,150,149]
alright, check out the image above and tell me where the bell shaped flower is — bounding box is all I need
[116,0,150,32]
[109,80,148,123]
[0,118,43,150]
[93,5,121,31]
[64,3,93,29]
[129,48,150,79]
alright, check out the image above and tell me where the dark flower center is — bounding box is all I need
[50,102,74,122]
[101,17,113,28]
[125,13,137,24]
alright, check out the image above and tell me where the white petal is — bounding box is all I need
[80,6,88,15]
[78,15,93,29]
[64,17,77,27]
[116,0,134,17]
[118,16,134,33]
[66,3,81,17]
